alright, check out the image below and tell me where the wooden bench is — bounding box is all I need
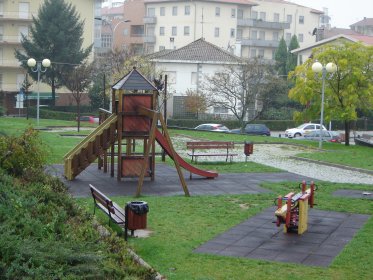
[186,141,238,163]
[89,184,131,239]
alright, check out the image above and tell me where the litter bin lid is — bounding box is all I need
[127,201,149,215]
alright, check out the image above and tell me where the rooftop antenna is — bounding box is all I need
[201,8,205,39]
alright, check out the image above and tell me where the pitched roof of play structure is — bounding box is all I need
[112,67,158,91]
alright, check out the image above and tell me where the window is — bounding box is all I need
[184,26,190,36]
[213,106,228,114]
[299,15,304,24]
[298,33,304,42]
[215,7,220,16]
[259,30,265,40]
[237,9,244,19]
[147,7,155,16]
[237,29,243,40]
[214,27,219,37]
[286,14,292,23]
[251,30,257,39]
[191,72,197,85]
[159,46,165,51]
[231,8,236,18]
[160,26,165,36]
[259,12,266,20]
[185,5,190,15]
[272,49,276,60]
[131,25,144,37]
[299,54,303,64]
[160,7,165,16]
[101,34,112,48]
[273,31,279,41]
[258,49,264,58]
[274,13,280,22]
[172,26,177,36]
[230,28,235,38]
[285,32,291,41]
[251,11,258,19]
[250,48,257,58]
[172,6,177,16]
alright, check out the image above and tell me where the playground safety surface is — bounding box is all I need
[50,163,314,197]
[194,206,370,267]
[51,163,370,266]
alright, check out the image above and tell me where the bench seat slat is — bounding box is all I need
[187,152,238,157]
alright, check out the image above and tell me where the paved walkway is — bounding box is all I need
[50,163,314,198]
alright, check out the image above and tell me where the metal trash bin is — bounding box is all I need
[244,141,254,162]
[126,201,149,230]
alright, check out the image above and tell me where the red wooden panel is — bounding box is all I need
[123,116,150,132]
[121,156,151,177]
[123,94,152,112]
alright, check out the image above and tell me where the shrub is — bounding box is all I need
[0,127,47,177]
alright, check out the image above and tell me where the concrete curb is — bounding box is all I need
[289,156,373,176]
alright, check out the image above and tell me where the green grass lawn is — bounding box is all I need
[78,181,373,280]
[2,117,373,279]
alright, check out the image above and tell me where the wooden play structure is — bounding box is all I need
[274,181,316,235]
[64,68,217,197]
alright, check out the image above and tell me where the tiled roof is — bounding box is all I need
[144,0,257,5]
[324,28,360,38]
[350,18,373,27]
[349,34,373,45]
[148,38,242,63]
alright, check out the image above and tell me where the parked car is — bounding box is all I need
[76,115,99,124]
[230,124,271,136]
[194,123,229,132]
[285,123,326,138]
[303,130,342,143]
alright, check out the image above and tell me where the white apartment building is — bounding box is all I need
[143,0,322,60]
[0,0,99,115]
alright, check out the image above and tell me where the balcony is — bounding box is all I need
[0,35,27,45]
[143,16,157,24]
[241,38,280,48]
[143,35,155,43]
[0,59,22,68]
[0,12,33,22]
[237,18,290,30]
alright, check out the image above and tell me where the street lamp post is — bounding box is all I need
[27,58,51,127]
[311,61,337,149]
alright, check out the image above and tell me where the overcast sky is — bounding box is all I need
[289,0,373,28]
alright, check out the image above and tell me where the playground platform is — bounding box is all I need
[50,163,314,198]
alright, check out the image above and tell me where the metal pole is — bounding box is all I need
[319,68,326,149]
[37,63,41,127]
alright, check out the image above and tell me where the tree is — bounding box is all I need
[286,35,300,73]
[20,74,33,120]
[184,89,208,118]
[15,0,91,106]
[63,63,92,132]
[288,41,373,146]
[203,59,274,130]
[275,37,288,77]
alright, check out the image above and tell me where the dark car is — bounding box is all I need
[230,124,271,136]
[194,123,229,132]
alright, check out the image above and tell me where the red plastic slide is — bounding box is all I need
[155,129,218,179]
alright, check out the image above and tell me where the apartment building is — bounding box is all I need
[143,0,322,60]
[350,18,373,36]
[0,0,98,115]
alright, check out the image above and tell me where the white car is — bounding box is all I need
[285,123,327,138]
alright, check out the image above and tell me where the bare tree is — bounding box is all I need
[203,58,272,131]
[184,89,208,118]
[63,62,93,132]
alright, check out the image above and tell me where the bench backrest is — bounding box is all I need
[186,141,234,150]
[89,184,115,214]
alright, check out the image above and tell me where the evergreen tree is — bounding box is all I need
[274,37,288,78]
[286,35,300,73]
[15,0,92,106]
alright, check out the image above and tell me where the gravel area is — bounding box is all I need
[173,136,373,185]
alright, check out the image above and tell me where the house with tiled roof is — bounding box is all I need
[149,38,243,118]
[350,18,373,36]
[291,34,373,65]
